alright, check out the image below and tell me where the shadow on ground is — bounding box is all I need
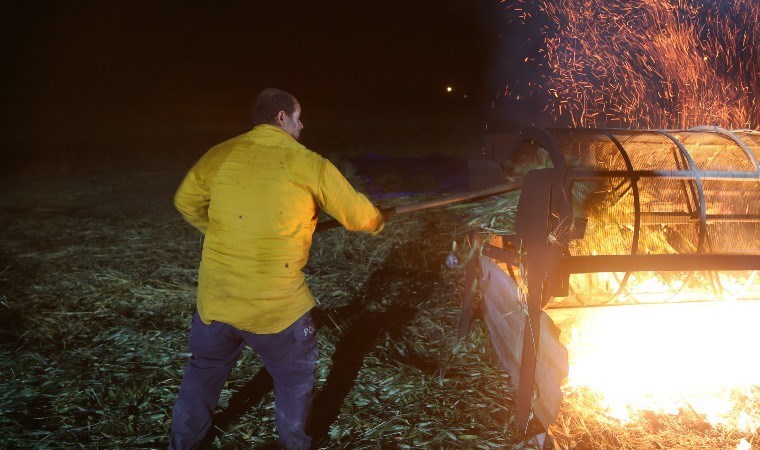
[202,242,441,448]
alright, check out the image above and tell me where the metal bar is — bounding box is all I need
[691,126,760,175]
[564,169,760,180]
[704,214,760,222]
[599,131,640,301]
[636,212,760,221]
[657,130,708,254]
[631,212,760,225]
[546,296,760,310]
[561,254,760,274]
[639,211,697,218]
[672,147,699,221]
[600,131,641,255]
[482,243,518,265]
[516,275,547,432]
[514,173,556,432]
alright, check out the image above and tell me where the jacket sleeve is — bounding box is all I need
[316,159,384,235]
[174,165,210,234]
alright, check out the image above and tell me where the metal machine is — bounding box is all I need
[467,126,760,432]
[315,125,760,435]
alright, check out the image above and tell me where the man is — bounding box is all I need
[170,88,384,449]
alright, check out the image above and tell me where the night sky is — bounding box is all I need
[1,1,533,168]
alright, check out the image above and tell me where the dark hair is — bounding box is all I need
[251,88,298,126]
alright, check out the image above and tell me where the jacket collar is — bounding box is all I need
[251,124,291,138]
[246,124,301,148]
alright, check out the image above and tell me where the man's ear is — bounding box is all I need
[276,110,287,125]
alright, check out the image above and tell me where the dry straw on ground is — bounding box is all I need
[2,164,757,449]
[0,168,527,449]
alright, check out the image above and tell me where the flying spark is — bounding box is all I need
[502,0,759,129]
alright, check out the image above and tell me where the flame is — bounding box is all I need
[547,300,760,431]
[497,0,760,441]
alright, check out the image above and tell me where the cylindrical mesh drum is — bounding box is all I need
[503,128,760,307]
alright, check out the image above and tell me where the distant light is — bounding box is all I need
[446,86,453,93]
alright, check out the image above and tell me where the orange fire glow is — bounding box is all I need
[497,0,759,441]
[548,300,760,432]
[499,0,760,436]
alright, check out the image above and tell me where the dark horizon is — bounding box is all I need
[1,0,545,172]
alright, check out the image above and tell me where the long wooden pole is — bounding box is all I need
[315,181,522,232]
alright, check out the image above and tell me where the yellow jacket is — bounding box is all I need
[175,124,384,333]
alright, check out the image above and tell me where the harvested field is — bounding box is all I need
[0,164,528,449]
[2,159,758,449]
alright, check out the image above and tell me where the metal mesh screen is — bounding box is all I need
[508,128,760,307]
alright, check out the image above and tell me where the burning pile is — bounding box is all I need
[472,0,760,447]
[456,127,760,447]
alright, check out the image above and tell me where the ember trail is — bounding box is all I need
[478,0,760,447]
[502,0,759,129]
